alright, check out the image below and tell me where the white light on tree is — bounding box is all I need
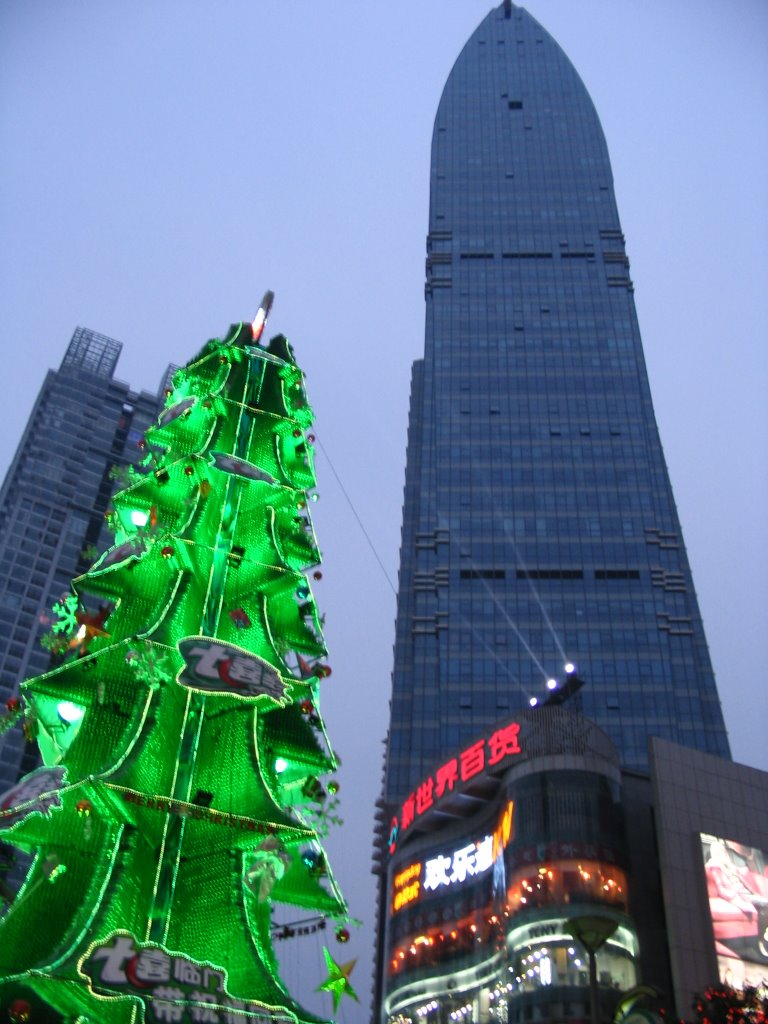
[57,701,85,723]
[130,510,149,527]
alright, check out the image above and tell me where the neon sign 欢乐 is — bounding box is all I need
[391,801,514,913]
[424,835,493,892]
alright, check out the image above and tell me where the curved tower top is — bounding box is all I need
[429,3,615,249]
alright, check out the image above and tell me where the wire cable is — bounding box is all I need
[315,438,397,596]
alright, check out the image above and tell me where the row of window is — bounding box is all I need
[459,569,640,581]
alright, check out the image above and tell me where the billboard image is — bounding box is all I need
[700,833,768,988]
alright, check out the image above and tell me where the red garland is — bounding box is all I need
[121,792,277,835]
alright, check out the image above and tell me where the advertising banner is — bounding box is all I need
[700,833,768,988]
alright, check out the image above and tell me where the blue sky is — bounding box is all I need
[2,2,767,1020]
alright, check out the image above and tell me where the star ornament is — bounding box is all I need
[316,947,359,1012]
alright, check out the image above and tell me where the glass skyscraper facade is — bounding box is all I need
[384,0,730,807]
[0,328,166,795]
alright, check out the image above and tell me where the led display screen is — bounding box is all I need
[700,833,768,987]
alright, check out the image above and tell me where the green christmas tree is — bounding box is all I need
[0,296,353,1024]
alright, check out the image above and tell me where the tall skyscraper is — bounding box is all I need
[0,328,166,794]
[385,0,729,800]
[374,5,734,1018]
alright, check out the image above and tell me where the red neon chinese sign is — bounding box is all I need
[395,720,521,843]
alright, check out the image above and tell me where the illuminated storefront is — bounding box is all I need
[381,709,641,1024]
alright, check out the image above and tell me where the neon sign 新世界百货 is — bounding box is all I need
[395,720,521,842]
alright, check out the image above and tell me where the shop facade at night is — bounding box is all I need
[380,708,641,1024]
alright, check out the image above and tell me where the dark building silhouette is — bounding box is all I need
[0,328,167,794]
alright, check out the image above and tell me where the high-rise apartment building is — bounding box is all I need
[385,0,729,798]
[0,328,166,794]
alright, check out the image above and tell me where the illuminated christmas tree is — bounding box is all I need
[0,296,353,1024]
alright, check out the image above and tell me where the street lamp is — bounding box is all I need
[567,915,619,1024]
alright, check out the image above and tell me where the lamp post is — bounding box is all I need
[567,915,619,1024]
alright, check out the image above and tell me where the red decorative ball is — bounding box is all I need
[161,546,174,559]
[293,429,302,438]
[335,926,350,944]
[299,699,314,715]
[76,799,93,817]
[8,998,31,1023]
[313,571,322,581]
[5,697,20,713]
[184,465,194,475]
[137,439,146,450]
[307,434,315,443]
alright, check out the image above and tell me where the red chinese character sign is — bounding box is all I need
[392,719,521,846]
[0,302,353,1023]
